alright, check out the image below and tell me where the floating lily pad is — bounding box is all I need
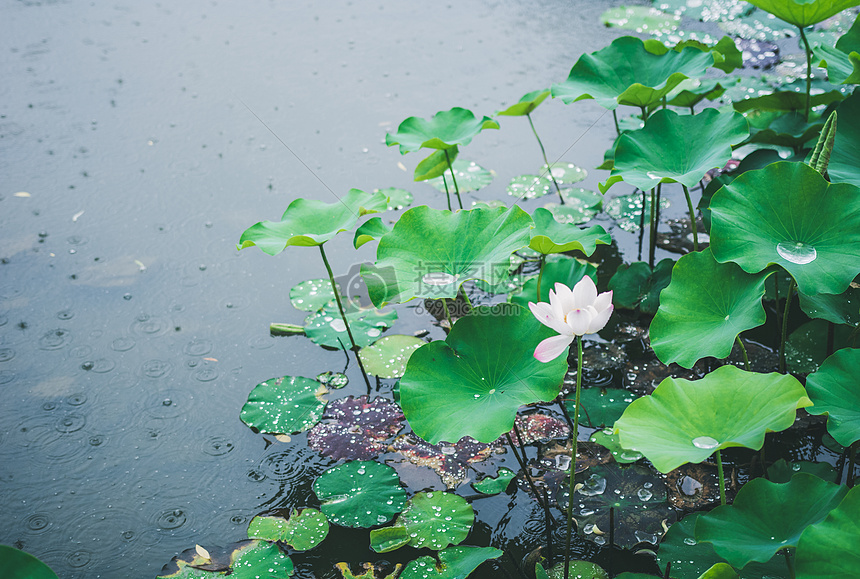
[600,6,680,37]
[696,473,848,569]
[362,205,532,305]
[507,174,553,199]
[542,188,603,224]
[604,191,670,232]
[313,460,407,528]
[378,187,413,211]
[317,371,349,389]
[400,306,568,443]
[389,433,499,489]
[290,279,341,312]
[551,36,714,110]
[358,335,425,379]
[649,249,771,368]
[426,159,494,193]
[354,218,392,249]
[238,188,387,255]
[545,561,609,579]
[497,89,550,117]
[805,348,860,447]
[156,541,294,579]
[0,546,58,579]
[510,255,597,306]
[307,395,405,460]
[386,108,499,154]
[528,208,611,256]
[542,162,588,185]
[744,0,859,27]
[335,562,402,579]
[589,429,643,464]
[716,6,800,41]
[414,147,459,182]
[240,376,327,435]
[399,546,502,579]
[571,387,639,429]
[472,467,516,495]
[608,258,674,314]
[304,302,397,349]
[829,90,860,187]
[247,509,329,551]
[796,485,860,578]
[785,319,858,374]
[615,365,811,473]
[371,491,474,552]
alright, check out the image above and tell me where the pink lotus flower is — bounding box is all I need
[528,277,614,362]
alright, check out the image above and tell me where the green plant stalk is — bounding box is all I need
[441,297,453,329]
[319,244,372,390]
[460,287,473,310]
[648,187,657,269]
[736,335,750,372]
[444,148,463,210]
[784,548,796,579]
[527,113,565,205]
[715,449,727,506]
[799,26,813,123]
[505,432,547,513]
[810,111,837,175]
[612,109,621,137]
[640,105,649,123]
[779,278,797,374]
[563,335,583,579]
[536,254,547,300]
[441,173,453,212]
[850,442,858,488]
[682,184,698,252]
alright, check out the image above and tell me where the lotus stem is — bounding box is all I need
[563,335,583,579]
[689,106,695,116]
[663,562,671,579]
[612,109,621,137]
[505,431,547,513]
[682,184,698,252]
[649,187,657,269]
[527,113,565,205]
[783,548,796,579]
[537,254,547,300]
[269,322,305,336]
[849,442,858,488]
[799,26,813,123]
[778,278,797,374]
[460,287,473,311]
[542,486,554,563]
[441,298,453,330]
[441,173,453,212]
[444,148,463,210]
[638,188,646,262]
[736,335,750,372]
[319,244,372,390]
[640,105,649,123]
[715,449,727,506]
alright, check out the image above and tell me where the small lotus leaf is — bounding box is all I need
[600,6,680,36]
[589,429,643,464]
[615,365,811,473]
[542,162,587,185]
[696,473,848,568]
[528,208,611,256]
[426,159,494,193]
[240,376,327,435]
[157,541,294,579]
[497,89,550,117]
[572,387,639,429]
[362,206,532,305]
[238,189,388,255]
[358,335,425,379]
[386,107,499,154]
[608,258,674,314]
[551,36,714,110]
[796,485,860,578]
[313,460,407,528]
[744,0,860,28]
[649,249,771,368]
[507,174,553,199]
[389,433,499,489]
[371,491,474,552]
[828,91,860,187]
[335,562,402,579]
[0,546,59,579]
[545,561,609,579]
[472,467,516,495]
[399,546,502,579]
[805,348,860,447]
[304,302,397,349]
[399,306,568,443]
[667,77,729,108]
[710,161,860,296]
[542,188,603,224]
[798,283,860,326]
[247,509,329,551]
[354,218,393,249]
[378,188,413,211]
[307,395,405,460]
[290,278,340,312]
[604,191,670,232]
[317,371,349,389]
[414,147,459,182]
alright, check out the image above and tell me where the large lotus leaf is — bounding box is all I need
[399,546,502,579]
[551,36,714,110]
[798,283,860,326]
[606,109,748,191]
[389,433,498,489]
[829,90,860,187]
[362,206,532,306]
[386,107,499,154]
[796,485,860,578]
[240,376,327,435]
[710,161,860,296]
[307,395,404,460]
[238,189,388,255]
[615,365,811,473]
[358,335,425,379]
[290,278,340,312]
[649,249,771,368]
[157,541,294,579]
[572,387,639,429]
[528,208,611,256]
[247,509,329,551]
[304,302,397,349]
[642,35,743,75]
[805,348,860,447]
[472,467,516,495]
[426,159,494,193]
[497,89,550,116]
[313,460,407,528]
[608,258,674,314]
[399,306,567,443]
[510,255,597,306]
[414,147,459,182]
[696,473,848,569]
[0,546,59,579]
[370,491,474,552]
[744,0,860,27]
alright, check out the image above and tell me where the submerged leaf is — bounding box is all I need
[307,395,405,460]
[390,433,500,489]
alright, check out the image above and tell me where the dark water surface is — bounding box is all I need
[0,1,641,577]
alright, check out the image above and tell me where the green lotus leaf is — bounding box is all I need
[643,35,743,74]
[696,473,848,569]
[400,306,568,443]
[545,561,609,579]
[571,387,639,429]
[667,77,730,109]
[238,189,388,255]
[362,205,532,306]
[649,249,771,368]
[472,467,516,495]
[766,458,836,484]
[399,546,502,579]
[378,187,413,211]
[615,365,811,473]
[290,278,340,312]
[542,162,588,185]
[240,376,326,435]
[510,255,597,306]
[335,561,401,579]
[698,564,739,579]
[798,283,860,326]
[0,545,59,579]
[507,174,553,199]
[313,460,407,528]
[371,491,474,552]
[710,161,860,296]
[608,258,674,314]
[796,485,860,578]
[551,36,714,110]
[386,107,499,154]
[158,541,294,579]
[805,347,860,447]
[358,334,425,379]
[605,108,748,192]
[589,429,643,464]
[426,159,494,193]
[604,191,670,232]
[747,110,824,149]
[744,0,860,28]
[304,301,397,350]
[542,190,603,225]
[600,6,680,36]
[785,319,858,374]
[732,90,845,113]
[829,90,860,187]
[247,509,329,551]
[354,217,392,249]
[815,11,860,84]
[497,89,550,116]
[536,562,550,579]
[528,208,611,256]
[414,147,459,182]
